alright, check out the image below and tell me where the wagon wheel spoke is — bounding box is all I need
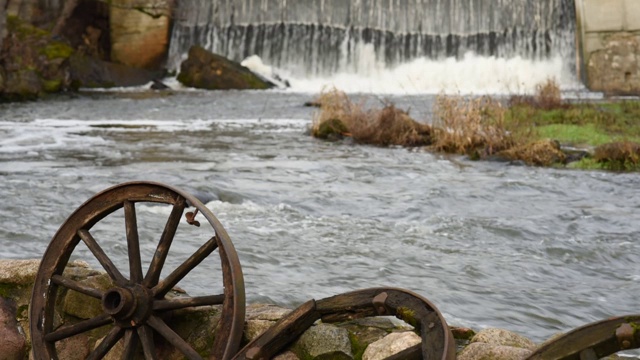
[121,329,139,359]
[87,325,125,360]
[153,294,225,312]
[152,236,219,298]
[138,325,157,360]
[78,229,128,286]
[124,201,144,283]
[51,274,103,299]
[44,314,112,343]
[144,197,186,288]
[147,315,203,360]
[31,182,245,360]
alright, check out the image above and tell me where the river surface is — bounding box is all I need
[1,90,639,347]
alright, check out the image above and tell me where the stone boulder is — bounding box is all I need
[0,298,26,360]
[458,328,535,360]
[177,46,274,90]
[587,32,640,95]
[0,16,74,100]
[109,0,172,70]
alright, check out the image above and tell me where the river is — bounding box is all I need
[0,90,639,348]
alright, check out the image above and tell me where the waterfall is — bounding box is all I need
[168,0,578,92]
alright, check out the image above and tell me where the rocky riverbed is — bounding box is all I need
[1,259,546,360]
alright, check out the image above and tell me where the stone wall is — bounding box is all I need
[0,259,539,360]
[576,0,640,94]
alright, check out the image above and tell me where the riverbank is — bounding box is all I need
[0,259,570,360]
[310,82,640,172]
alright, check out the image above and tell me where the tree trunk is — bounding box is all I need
[51,0,78,37]
[0,0,7,49]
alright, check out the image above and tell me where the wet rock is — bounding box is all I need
[150,79,170,90]
[69,53,165,88]
[362,331,421,360]
[0,298,26,360]
[177,45,273,90]
[292,323,353,360]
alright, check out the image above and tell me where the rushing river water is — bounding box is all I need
[1,90,639,347]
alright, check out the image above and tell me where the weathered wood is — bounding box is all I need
[148,315,203,360]
[138,325,157,360]
[233,300,320,360]
[51,274,103,299]
[87,325,124,360]
[317,287,456,360]
[526,315,640,360]
[124,201,144,283]
[144,197,186,287]
[385,344,422,360]
[153,294,225,311]
[78,229,128,286]
[44,314,112,343]
[153,236,218,297]
[316,288,382,322]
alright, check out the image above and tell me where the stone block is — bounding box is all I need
[583,0,625,32]
[624,0,640,30]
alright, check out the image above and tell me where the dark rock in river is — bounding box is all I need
[177,45,273,90]
[68,53,165,88]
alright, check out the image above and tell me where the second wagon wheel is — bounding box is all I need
[30,181,245,360]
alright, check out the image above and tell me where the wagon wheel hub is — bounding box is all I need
[101,285,152,326]
[29,181,246,360]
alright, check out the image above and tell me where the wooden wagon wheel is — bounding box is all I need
[30,181,245,360]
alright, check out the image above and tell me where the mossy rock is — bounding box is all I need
[41,42,74,61]
[178,46,273,90]
[314,118,349,139]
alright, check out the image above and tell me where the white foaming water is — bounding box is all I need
[0,118,308,155]
[243,52,583,94]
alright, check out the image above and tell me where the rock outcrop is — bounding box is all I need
[177,46,274,90]
[0,259,548,360]
[0,16,74,101]
[109,0,172,70]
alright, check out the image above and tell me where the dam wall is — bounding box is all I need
[576,0,640,94]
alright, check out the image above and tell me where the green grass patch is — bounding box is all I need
[535,124,613,146]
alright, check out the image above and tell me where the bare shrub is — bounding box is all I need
[311,89,431,146]
[432,95,513,157]
[501,139,566,166]
[509,78,564,110]
[534,78,563,109]
[594,141,640,171]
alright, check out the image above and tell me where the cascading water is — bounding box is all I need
[168,0,580,93]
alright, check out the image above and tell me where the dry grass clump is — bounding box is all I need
[432,95,514,157]
[501,139,566,166]
[510,78,564,110]
[593,141,640,171]
[359,105,432,146]
[311,89,431,146]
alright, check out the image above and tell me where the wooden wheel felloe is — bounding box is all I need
[30,181,245,360]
